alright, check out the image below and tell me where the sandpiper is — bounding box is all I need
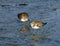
[18,12,29,22]
[30,21,47,29]
[30,21,47,35]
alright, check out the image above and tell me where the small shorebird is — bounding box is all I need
[18,12,29,22]
[30,21,47,35]
[30,21,47,29]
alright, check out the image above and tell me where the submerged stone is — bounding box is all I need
[30,35,44,42]
[20,25,30,33]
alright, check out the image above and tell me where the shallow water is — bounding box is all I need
[0,0,60,46]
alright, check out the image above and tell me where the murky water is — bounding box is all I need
[0,0,60,46]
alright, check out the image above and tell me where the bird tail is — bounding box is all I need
[43,23,47,26]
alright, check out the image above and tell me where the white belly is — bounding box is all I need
[21,18,28,22]
[31,26,40,29]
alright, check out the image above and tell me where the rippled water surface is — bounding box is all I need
[0,0,60,46]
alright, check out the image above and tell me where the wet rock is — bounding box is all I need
[19,3,28,6]
[1,4,9,7]
[52,8,57,11]
[0,28,6,30]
